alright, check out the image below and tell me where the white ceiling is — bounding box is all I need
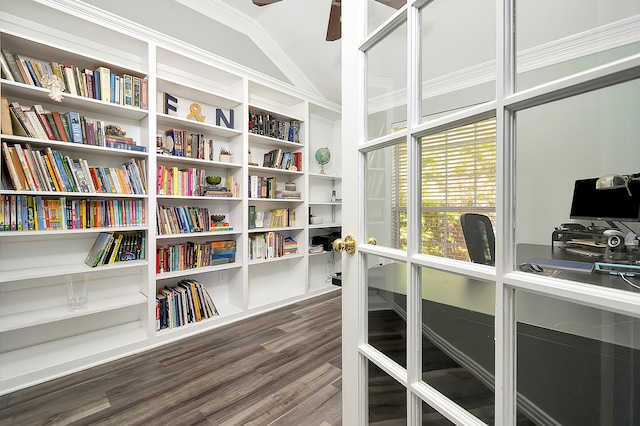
[187,0,343,104]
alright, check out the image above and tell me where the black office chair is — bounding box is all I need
[460,213,495,266]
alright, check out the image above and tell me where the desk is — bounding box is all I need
[366,262,639,425]
[517,243,640,293]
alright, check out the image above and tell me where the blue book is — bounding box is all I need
[110,72,117,104]
[49,149,72,191]
[20,195,28,230]
[93,70,101,100]
[22,59,41,87]
[35,196,46,230]
[66,112,83,144]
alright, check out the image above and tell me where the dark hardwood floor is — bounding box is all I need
[0,291,343,426]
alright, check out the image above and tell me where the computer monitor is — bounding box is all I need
[570,177,640,222]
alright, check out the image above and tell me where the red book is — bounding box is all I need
[31,105,56,140]
[52,112,68,142]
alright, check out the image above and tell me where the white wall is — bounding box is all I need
[515,68,640,245]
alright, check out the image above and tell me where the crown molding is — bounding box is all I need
[31,0,334,108]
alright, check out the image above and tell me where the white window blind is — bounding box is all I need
[392,118,496,260]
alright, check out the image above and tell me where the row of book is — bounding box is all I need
[248,232,298,260]
[160,129,215,159]
[0,48,148,109]
[157,204,232,235]
[156,240,237,274]
[156,279,220,330]
[0,195,145,231]
[2,99,146,152]
[156,166,239,198]
[248,113,301,143]
[84,231,146,267]
[262,149,302,171]
[3,141,147,194]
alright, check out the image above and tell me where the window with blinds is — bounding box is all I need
[392,118,496,260]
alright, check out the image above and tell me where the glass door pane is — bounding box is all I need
[367,21,407,141]
[420,0,496,122]
[515,290,640,425]
[421,265,497,423]
[514,78,640,292]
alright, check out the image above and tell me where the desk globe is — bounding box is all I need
[315,147,331,174]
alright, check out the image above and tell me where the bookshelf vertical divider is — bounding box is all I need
[0,2,341,395]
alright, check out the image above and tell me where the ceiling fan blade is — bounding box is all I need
[252,0,282,6]
[375,0,406,9]
[326,0,341,41]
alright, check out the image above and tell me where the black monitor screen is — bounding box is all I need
[570,177,640,222]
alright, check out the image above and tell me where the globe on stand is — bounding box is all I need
[315,147,331,175]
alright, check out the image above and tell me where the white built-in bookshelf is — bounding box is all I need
[0,1,341,394]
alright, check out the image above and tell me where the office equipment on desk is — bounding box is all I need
[594,262,640,276]
[570,177,640,223]
[526,257,595,273]
[552,228,607,257]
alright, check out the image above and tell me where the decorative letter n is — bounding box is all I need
[216,109,234,129]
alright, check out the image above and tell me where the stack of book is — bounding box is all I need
[200,185,232,197]
[84,231,145,267]
[2,142,147,194]
[156,279,220,330]
[1,49,148,108]
[156,239,236,273]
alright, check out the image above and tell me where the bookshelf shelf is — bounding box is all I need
[156,154,242,170]
[0,292,147,333]
[155,262,241,280]
[0,226,148,238]
[0,260,148,284]
[248,165,303,176]
[248,226,304,233]
[156,230,240,240]
[0,80,149,121]
[248,133,304,150]
[0,322,148,381]
[309,201,341,206]
[156,113,242,139]
[308,172,341,180]
[248,253,304,265]
[0,134,149,158]
[309,222,342,229]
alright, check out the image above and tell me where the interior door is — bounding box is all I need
[340,1,411,424]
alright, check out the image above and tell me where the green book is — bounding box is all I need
[45,112,62,140]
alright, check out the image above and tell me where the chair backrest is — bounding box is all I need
[460,213,495,266]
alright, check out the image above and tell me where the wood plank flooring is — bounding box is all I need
[0,291,342,426]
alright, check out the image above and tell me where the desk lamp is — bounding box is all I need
[595,173,640,196]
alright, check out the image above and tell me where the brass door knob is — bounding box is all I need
[367,237,377,245]
[333,235,356,254]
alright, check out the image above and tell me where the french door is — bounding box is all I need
[341,0,640,425]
